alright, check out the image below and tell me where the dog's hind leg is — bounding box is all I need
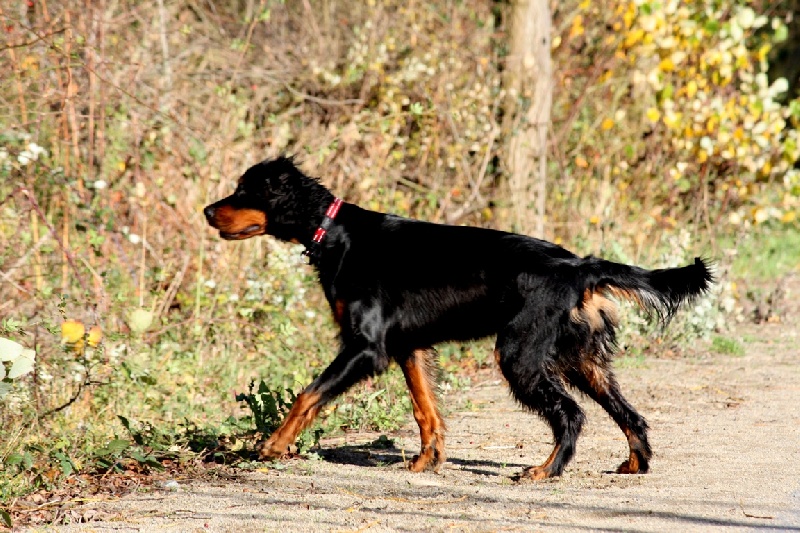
[400,348,446,472]
[496,320,586,480]
[565,361,651,474]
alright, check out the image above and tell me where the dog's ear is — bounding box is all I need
[261,157,300,194]
[265,171,294,198]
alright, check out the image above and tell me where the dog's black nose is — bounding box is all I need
[203,205,215,219]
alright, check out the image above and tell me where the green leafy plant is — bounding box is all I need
[235,380,322,454]
[236,380,297,436]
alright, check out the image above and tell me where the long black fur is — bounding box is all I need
[204,157,713,478]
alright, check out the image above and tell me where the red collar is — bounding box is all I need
[311,197,343,245]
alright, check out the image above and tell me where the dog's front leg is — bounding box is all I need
[257,390,324,459]
[257,339,390,460]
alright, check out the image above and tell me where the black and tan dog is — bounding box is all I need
[204,156,712,480]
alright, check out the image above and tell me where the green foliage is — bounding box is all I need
[553,0,799,245]
[236,380,297,436]
[711,336,745,356]
[236,381,321,454]
[325,381,410,434]
[726,225,800,279]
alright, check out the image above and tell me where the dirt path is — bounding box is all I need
[42,314,800,533]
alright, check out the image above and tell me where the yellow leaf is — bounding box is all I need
[624,29,645,48]
[61,320,86,345]
[569,15,585,39]
[646,108,661,122]
[20,55,39,71]
[781,211,796,224]
[663,112,682,129]
[87,325,103,347]
[575,156,589,168]
[686,80,698,99]
[624,3,636,29]
[601,118,615,130]
[757,44,771,63]
[659,57,675,72]
[706,116,718,134]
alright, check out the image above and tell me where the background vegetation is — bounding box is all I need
[1,0,798,517]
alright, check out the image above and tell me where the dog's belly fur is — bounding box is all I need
[388,286,506,347]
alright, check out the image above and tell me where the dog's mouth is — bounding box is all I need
[219,224,265,240]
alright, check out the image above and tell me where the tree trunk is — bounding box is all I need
[503,0,552,237]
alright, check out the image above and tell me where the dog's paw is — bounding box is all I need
[616,459,648,474]
[407,443,445,473]
[515,465,559,482]
[256,439,288,460]
[408,453,443,473]
[616,449,649,474]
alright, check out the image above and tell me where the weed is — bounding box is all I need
[236,381,296,437]
[324,374,411,434]
[236,380,322,454]
[711,336,745,357]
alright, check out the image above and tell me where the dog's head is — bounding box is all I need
[204,157,329,243]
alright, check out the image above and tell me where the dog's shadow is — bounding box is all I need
[315,442,527,477]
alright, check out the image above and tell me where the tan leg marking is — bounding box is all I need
[521,444,561,480]
[402,349,446,472]
[257,391,322,459]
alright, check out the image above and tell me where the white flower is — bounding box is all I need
[17,151,32,165]
[128,233,141,244]
[770,77,789,97]
[27,142,47,158]
[93,180,108,190]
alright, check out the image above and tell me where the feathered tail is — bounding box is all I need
[578,256,714,324]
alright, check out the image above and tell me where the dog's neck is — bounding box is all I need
[303,197,343,261]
